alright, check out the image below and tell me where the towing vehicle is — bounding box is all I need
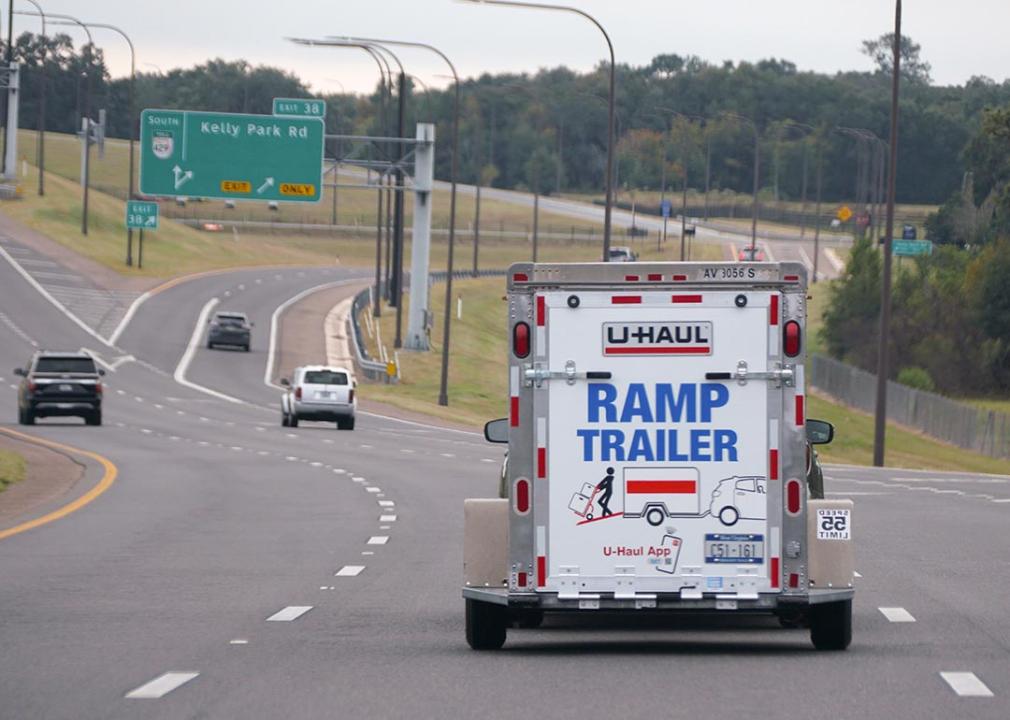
[280,365,356,429]
[464,261,853,650]
[15,351,105,426]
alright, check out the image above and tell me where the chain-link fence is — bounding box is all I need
[810,354,1010,460]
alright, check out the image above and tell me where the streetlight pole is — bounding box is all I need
[723,112,760,252]
[19,0,45,196]
[874,0,902,467]
[461,0,616,261]
[328,35,460,406]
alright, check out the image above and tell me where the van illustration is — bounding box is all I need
[709,476,767,526]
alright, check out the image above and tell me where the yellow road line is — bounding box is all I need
[0,428,118,542]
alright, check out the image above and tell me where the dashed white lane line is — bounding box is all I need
[440,453,456,458]
[380,525,390,530]
[333,468,346,474]
[367,536,389,545]
[940,672,994,697]
[125,672,200,699]
[335,565,366,577]
[879,607,915,623]
[854,571,863,578]
[380,515,397,522]
[115,389,126,395]
[481,458,496,463]
[366,487,381,493]
[352,477,366,483]
[229,639,249,645]
[378,500,395,507]
[362,551,374,556]
[266,606,313,622]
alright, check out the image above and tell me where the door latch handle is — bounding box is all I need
[524,361,612,387]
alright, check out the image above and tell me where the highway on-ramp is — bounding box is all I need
[0,238,1006,719]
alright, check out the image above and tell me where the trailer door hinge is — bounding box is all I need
[524,361,612,388]
[706,360,795,388]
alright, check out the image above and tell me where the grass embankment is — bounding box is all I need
[360,273,1009,473]
[0,449,26,493]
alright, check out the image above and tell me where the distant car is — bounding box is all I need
[608,246,638,262]
[737,246,766,262]
[281,365,356,430]
[207,311,252,351]
[14,351,105,426]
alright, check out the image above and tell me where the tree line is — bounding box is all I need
[5,31,1010,209]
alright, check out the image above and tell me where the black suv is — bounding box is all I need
[207,311,252,351]
[15,351,105,426]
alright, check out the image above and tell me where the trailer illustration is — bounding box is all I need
[621,467,704,526]
[709,476,767,526]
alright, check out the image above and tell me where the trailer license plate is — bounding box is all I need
[704,534,764,564]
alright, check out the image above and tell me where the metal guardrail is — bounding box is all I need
[810,354,1010,460]
[350,288,391,381]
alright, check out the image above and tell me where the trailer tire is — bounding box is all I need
[466,599,507,650]
[645,506,666,527]
[809,599,852,650]
[718,506,739,526]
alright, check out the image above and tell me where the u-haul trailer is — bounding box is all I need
[464,261,854,650]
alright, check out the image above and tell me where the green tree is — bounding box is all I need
[860,33,932,84]
[820,236,881,369]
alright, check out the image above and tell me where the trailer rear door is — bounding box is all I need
[537,288,782,597]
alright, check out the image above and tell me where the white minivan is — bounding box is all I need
[280,365,356,430]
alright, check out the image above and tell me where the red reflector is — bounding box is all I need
[28,380,36,392]
[769,294,779,326]
[784,320,801,357]
[537,556,546,586]
[512,272,529,282]
[348,388,355,403]
[612,295,641,304]
[795,395,805,426]
[769,449,779,480]
[786,479,802,514]
[295,387,302,400]
[537,448,546,478]
[515,478,530,514]
[789,573,800,588]
[536,296,545,326]
[517,572,528,588]
[510,396,519,427]
[784,274,799,282]
[624,274,640,281]
[513,322,530,358]
[671,294,702,303]
[771,557,780,588]
[95,382,103,395]
[647,273,662,281]
[672,274,687,281]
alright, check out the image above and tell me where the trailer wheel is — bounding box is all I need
[645,507,666,526]
[718,506,739,526]
[466,599,507,650]
[809,599,852,651]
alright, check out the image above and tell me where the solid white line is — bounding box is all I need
[108,290,152,345]
[760,241,777,263]
[125,672,200,699]
[266,605,313,622]
[940,672,994,697]
[367,536,389,545]
[879,607,915,622]
[173,297,244,404]
[824,247,845,273]
[263,278,359,390]
[0,244,114,347]
[335,565,365,577]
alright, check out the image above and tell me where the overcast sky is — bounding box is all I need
[23,1,1010,94]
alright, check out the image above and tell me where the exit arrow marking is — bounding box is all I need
[257,177,275,194]
[173,165,194,191]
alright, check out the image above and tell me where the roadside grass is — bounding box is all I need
[962,397,1010,415]
[0,449,26,493]
[16,130,604,234]
[360,273,1008,473]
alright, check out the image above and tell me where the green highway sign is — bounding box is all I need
[273,97,326,118]
[892,239,933,256]
[126,200,159,229]
[139,109,324,203]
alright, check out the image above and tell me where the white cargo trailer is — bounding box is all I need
[464,261,854,650]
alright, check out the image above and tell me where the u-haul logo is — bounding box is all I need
[602,322,712,356]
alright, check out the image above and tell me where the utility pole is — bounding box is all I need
[873,0,902,467]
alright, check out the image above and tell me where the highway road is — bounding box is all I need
[0,233,1007,718]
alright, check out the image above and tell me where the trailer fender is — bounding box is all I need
[464,499,509,589]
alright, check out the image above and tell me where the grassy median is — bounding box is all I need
[360,275,1009,474]
[0,449,26,493]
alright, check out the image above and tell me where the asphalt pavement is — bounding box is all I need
[0,233,1007,719]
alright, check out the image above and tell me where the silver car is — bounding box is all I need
[280,365,357,430]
